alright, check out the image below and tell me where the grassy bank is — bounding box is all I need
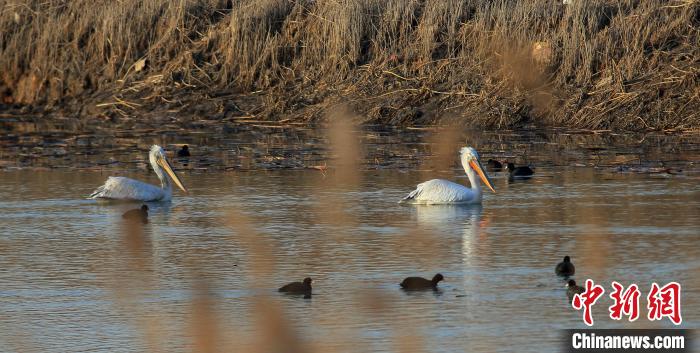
[1,0,698,130]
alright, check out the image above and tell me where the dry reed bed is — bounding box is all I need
[1,0,698,130]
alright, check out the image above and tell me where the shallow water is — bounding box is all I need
[1,130,700,352]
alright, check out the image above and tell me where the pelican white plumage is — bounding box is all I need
[89,145,187,202]
[400,147,495,205]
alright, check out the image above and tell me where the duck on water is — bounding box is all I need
[566,279,584,301]
[279,277,313,296]
[400,274,444,290]
[122,204,149,224]
[504,162,534,178]
[555,256,575,277]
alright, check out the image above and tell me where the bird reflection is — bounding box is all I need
[411,204,483,228]
[411,204,484,267]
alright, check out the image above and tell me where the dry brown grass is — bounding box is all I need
[1,0,698,130]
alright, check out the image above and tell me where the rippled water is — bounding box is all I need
[1,130,699,352]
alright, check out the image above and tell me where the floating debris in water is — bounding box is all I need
[613,166,683,175]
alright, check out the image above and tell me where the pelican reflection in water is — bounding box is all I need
[412,204,484,296]
[90,145,187,202]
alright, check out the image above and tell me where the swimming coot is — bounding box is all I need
[400,273,444,290]
[122,204,149,224]
[505,162,534,177]
[177,145,191,157]
[555,256,575,277]
[566,279,584,301]
[279,277,313,295]
[486,159,503,171]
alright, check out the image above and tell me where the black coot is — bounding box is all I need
[279,277,313,295]
[505,162,534,177]
[177,145,191,157]
[555,256,575,276]
[566,279,584,301]
[400,273,444,290]
[486,159,503,171]
[122,205,148,224]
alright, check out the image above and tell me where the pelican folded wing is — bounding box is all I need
[90,177,168,202]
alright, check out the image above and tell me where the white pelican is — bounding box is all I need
[89,145,187,202]
[400,147,495,204]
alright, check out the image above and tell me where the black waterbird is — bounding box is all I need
[555,256,575,277]
[566,279,584,301]
[486,159,503,171]
[505,162,534,177]
[400,273,444,290]
[279,277,313,295]
[177,145,191,157]
[122,204,149,224]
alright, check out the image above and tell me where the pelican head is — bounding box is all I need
[149,145,187,193]
[459,147,496,193]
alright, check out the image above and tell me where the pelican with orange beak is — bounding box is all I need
[89,145,188,202]
[400,147,496,204]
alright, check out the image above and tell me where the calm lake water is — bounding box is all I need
[0,128,699,352]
